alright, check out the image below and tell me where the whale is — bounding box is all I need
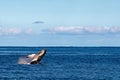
[26,49,47,64]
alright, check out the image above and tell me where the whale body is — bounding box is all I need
[26,49,47,64]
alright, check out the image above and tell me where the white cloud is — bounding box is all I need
[44,26,120,34]
[1,26,120,36]
[0,27,33,35]
[24,28,33,34]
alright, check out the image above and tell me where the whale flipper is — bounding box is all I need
[27,54,36,59]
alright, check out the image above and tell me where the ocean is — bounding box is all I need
[0,47,120,80]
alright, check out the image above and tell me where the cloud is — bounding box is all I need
[1,26,120,36]
[43,26,120,35]
[33,21,44,24]
[0,27,33,35]
[24,28,33,34]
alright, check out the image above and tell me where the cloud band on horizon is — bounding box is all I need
[43,26,120,35]
[1,26,120,36]
[0,27,32,35]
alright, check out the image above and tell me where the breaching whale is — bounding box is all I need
[26,49,47,64]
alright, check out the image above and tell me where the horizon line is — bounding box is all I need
[0,46,120,47]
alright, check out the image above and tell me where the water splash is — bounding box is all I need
[18,57,32,64]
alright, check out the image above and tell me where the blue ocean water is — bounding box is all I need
[0,47,120,80]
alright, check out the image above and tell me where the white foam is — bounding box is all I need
[18,57,32,64]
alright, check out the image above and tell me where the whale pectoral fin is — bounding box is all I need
[26,54,36,59]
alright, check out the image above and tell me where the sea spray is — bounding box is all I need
[18,57,32,64]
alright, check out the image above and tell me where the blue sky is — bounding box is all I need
[0,0,120,46]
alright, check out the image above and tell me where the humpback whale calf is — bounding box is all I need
[27,49,47,64]
[18,49,47,64]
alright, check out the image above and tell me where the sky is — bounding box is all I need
[0,0,120,46]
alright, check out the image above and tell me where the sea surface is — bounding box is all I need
[0,47,120,80]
